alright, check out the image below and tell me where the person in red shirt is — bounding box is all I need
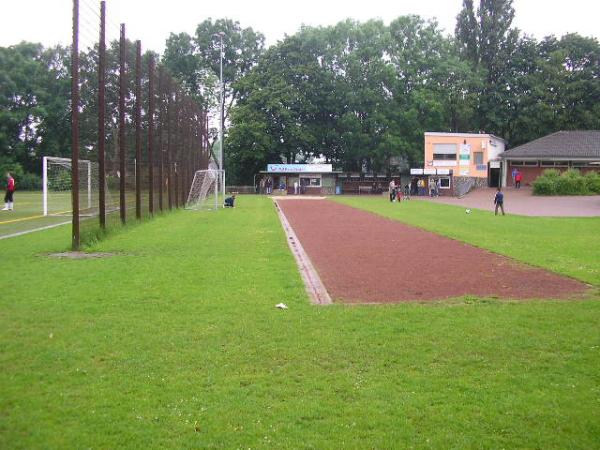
[2,172,15,211]
[515,170,523,189]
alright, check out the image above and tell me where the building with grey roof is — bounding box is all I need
[501,131,600,186]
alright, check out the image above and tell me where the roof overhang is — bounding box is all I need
[424,132,506,143]
[501,155,600,161]
[259,171,343,174]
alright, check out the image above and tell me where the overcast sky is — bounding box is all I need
[1,0,599,53]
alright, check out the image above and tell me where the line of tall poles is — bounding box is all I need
[71,0,212,250]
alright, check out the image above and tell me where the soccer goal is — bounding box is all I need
[42,156,94,216]
[186,165,225,210]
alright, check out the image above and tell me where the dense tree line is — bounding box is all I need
[0,43,70,186]
[221,0,599,183]
[1,0,599,186]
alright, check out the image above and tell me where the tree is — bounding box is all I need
[0,42,70,176]
[455,0,520,135]
[163,19,265,148]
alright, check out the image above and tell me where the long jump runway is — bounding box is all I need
[276,199,589,303]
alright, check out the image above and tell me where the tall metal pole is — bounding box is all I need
[119,24,127,224]
[219,33,224,171]
[135,40,142,220]
[98,1,106,228]
[71,0,80,250]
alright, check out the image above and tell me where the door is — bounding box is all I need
[489,168,500,187]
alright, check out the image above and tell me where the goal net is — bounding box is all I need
[42,156,115,217]
[186,163,225,210]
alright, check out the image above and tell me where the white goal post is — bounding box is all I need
[43,156,92,216]
[186,167,226,210]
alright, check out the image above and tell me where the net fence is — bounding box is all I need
[71,0,211,246]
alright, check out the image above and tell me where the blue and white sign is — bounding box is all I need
[267,164,332,173]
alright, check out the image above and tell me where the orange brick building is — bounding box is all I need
[424,132,506,187]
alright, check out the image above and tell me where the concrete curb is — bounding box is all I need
[274,200,332,305]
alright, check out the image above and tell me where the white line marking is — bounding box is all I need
[0,221,71,240]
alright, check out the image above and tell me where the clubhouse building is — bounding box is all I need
[501,131,600,186]
[422,132,506,188]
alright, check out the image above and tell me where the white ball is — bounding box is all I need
[465,209,471,214]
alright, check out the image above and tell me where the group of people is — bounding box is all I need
[260,177,274,194]
[388,177,445,202]
[387,180,410,202]
[259,177,291,195]
[412,177,442,197]
[2,172,15,211]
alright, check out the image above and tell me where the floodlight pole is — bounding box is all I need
[214,32,225,171]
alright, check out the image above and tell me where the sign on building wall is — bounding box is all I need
[433,161,456,167]
[460,144,471,166]
[267,164,333,173]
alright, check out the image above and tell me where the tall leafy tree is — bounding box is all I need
[163,19,265,148]
[455,0,519,135]
[0,42,70,176]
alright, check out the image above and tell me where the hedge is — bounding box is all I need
[533,168,600,195]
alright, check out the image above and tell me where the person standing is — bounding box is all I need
[511,167,518,187]
[388,179,396,202]
[417,179,424,196]
[2,172,15,211]
[294,180,299,195]
[494,187,505,216]
[515,170,522,189]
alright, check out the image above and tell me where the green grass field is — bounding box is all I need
[1,195,599,448]
[0,191,157,240]
[0,191,72,238]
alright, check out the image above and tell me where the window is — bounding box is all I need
[439,177,451,189]
[301,176,321,187]
[473,152,484,165]
[433,153,457,160]
[434,143,457,153]
[433,143,457,161]
[541,160,568,167]
[511,161,538,167]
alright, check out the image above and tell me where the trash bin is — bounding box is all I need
[335,186,342,195]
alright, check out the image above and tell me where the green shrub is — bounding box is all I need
[584,171,600,194]
[555,173,587,195]
[533,168,600,196]
[17,172,42,190]
[542,168,561,178]
[532,177,557,195]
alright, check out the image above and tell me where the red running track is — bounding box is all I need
[277,199,590,303]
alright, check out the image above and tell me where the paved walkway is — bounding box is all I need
[421,187,600,217]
